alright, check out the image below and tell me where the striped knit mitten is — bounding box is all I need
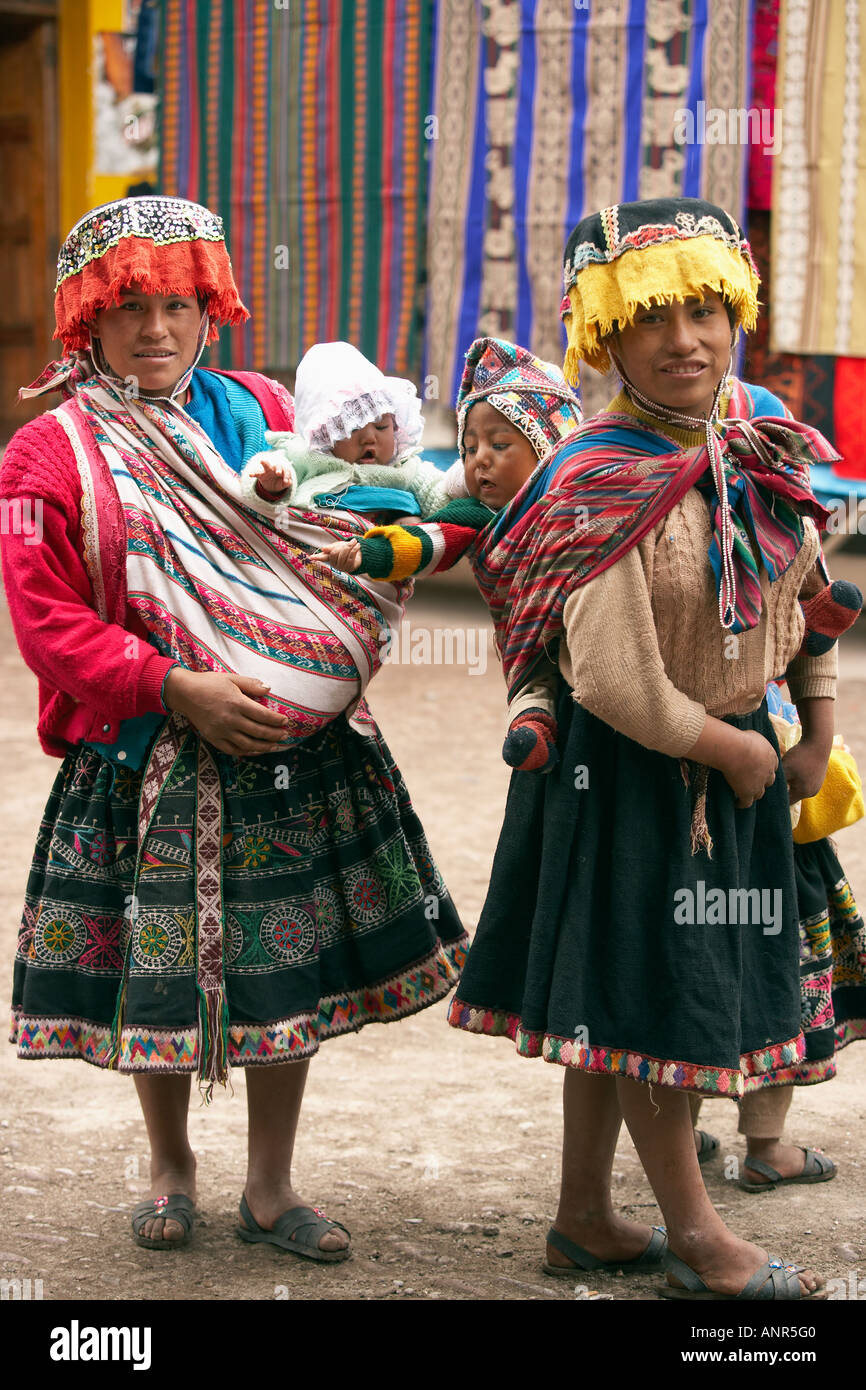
[800,580,862,657]
[502,709,559,773]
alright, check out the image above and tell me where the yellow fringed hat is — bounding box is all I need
[560,198,760,387]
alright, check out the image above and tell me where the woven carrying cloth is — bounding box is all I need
[455,336,582,460]
[471,379,836,701]
[55,377,406,735]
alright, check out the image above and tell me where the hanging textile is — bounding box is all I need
[158,0,432,376]
[425,0,752,407]
[747,0,781,210]
[745,211,866,480]
[771,0,866,356]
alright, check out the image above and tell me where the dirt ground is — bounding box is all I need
[1,556,865,1305]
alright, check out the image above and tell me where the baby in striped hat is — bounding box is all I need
[311,337,584,772]
[311,336,583,580]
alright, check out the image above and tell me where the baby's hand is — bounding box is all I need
[309,539,363,573]
[248,455,294,496]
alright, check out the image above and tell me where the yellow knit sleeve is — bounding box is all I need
[364,525,427,581]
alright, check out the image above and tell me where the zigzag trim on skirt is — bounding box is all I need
[770,1019,866,1088]
[9,936,468,1071]
[744,1053,837,1091]
[446,997,805,1098]
[834,1017,866,1049]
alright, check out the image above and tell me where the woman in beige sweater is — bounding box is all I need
[449,197,839,1300]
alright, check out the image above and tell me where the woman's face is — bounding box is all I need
[90,283,203,396]
[608,291,734,418]
[462,401,538,509]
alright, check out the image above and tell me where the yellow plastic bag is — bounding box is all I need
[769,711,802,832]
[793,737,866,844]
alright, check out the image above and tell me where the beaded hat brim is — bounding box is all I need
[561,199,760,383]
[53,196,249,352]
[456,336,583,459]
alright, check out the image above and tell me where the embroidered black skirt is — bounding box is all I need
[10,712,467,1075]
[448,683,804,1096]
[790,835,866,1081]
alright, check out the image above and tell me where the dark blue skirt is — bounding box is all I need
[448,683,804,1097]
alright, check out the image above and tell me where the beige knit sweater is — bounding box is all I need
[508,394,836,757]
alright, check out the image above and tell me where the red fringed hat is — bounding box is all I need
[54,196,249,353]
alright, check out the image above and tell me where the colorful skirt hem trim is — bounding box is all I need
[9,936,468,1072]
[445,996,805,1098]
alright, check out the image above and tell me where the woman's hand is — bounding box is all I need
[718,729,780,808]
[309,539,363,573]
[781,740,831,804]
[687,717,779,809]
[163,668,290,756]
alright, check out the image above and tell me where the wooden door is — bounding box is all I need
[0,7,58,442]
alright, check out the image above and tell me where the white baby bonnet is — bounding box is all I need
[293,341,424,455]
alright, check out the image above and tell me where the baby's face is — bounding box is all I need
[332,413,396,465]
[462,402,538,509]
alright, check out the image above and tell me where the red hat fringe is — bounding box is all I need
[54,236,249,353]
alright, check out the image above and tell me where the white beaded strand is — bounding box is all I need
[610,352,738,628]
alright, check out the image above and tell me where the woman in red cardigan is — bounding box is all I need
[1,196,467,1259]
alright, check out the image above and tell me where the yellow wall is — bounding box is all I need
[58,0,126,235]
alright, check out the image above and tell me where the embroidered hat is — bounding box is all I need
[293,341,424,455]
[560,198,760,384]
[53,195,249,353]
[456,336,583,460]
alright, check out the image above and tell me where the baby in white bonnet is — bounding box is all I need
[243,341,464,523]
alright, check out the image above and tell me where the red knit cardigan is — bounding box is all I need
[0,370,294,757]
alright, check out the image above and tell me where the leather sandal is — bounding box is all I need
[659,1249,826,1300]
[695,1129,720,1166]
[739,1147,837,1193]
[543,1224,667,1277]
[132,1193,196,1250]
[237,1193,351,1263]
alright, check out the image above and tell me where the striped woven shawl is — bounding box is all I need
[471,380,837,699]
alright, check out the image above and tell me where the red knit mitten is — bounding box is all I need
[799,580,862,657]
[502,708,559,773]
